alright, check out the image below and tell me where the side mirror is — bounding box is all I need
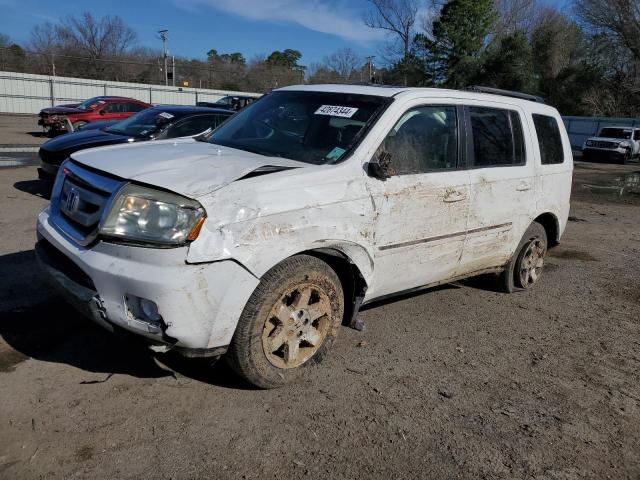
[368,150,396,180]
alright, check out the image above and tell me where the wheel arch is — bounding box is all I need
[534,212,560,247]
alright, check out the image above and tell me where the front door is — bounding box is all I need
[366,103,470,299]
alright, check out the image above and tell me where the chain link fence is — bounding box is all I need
[0,70,261,114]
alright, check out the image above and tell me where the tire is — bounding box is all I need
[621,151,631,165]
[226,255,344,389]
[497,222,548,293]
[72,120,88,131]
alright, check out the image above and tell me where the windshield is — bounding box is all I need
[599,128,632,139]
[77,97,106,111]
[208,91,389,164]
[104,108,174,137]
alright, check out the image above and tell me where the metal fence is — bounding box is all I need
[0,71,260,114]
[562,116,640,150]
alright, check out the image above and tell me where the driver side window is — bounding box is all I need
[382,105,459,174]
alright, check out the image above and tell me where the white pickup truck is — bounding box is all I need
[583,126,640,164]
[36,85,573,388]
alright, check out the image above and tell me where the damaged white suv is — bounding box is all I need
[36,85,572,388]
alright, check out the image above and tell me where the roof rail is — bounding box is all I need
[468,86,545,104]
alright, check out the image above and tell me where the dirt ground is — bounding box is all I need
[0,115,45,147]
[0,158,639,480]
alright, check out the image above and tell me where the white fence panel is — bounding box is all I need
[0,71,260,114]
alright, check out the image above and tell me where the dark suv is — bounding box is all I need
[38,106,234,179]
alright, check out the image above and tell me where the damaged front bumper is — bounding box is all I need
[36,207,260,356]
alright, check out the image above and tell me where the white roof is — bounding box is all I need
[276,84,557,113]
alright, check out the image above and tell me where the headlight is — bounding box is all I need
[586,140,593,147]
[100,184,206,246]
[619,141,631,149]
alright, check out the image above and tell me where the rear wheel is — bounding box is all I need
[226,255,344,389]
[497,222,548,293]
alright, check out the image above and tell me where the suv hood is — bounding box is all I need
[70,138,306,198]
[588,136,628,143]
[40,106,86,115]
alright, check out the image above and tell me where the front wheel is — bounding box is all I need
[497,222,548,293]
[226,255,344,389]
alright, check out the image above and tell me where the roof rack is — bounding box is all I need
[468,86,545,104]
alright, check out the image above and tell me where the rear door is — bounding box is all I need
[366,102,470,297]
[100,102,128,121]
[459,103,536,273]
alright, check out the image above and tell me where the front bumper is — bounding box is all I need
[582,147,628,162]
[38,161,59,178]
[36,207,260,352]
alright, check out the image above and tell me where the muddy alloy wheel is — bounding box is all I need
[262,284,332,369]
[517,238,546,288]
[227,254,344,389]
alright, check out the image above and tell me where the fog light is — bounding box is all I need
[139,298,162,323]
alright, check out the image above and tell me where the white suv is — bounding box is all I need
[36,85,573,388]
[583,126,640,164]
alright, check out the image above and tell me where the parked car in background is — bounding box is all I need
[38,96,151,134]
[197,94,258,111]
[36,85,572,389]
[582,126,640,164]
[38,106,233,179]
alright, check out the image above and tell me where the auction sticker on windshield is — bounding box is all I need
[315,105,359,118]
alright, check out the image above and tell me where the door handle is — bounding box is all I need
[516,182,532,192]
[443,190,466,203]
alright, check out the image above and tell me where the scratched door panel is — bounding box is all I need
[369,170,470,297]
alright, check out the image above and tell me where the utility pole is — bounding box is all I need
[172,55,176,86]
[158,29,169,86]
[365,56,375,83]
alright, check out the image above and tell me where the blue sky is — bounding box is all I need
[0,0,572,65]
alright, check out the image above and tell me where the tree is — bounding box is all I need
[420,0,497,87]
[475,31,536,92]
[324,48,361,80]
[364,0,418,83]
[29,13,137,78]
[575,0,640,64]
[266,49,303,69]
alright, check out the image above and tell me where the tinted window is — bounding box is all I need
[599,128,632,139]
[126,103,146,113]
[382,106,458,174]
[634,130,640,141]
[167,115,227,138]
[103,103,126,113]
[470,107,525,167]
[532,114,564,165]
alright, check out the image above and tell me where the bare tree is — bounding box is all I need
[575,0,640,62]
[56,13,137,59]
[532,7,583,79]
[324,48,362,80]
[364,0,419,60]
[494,0,539,36]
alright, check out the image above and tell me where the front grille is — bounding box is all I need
[591,140,618,149]
[59,176,110,232]
[50,160,125,246]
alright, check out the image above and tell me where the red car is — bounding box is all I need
[38,96,151,134]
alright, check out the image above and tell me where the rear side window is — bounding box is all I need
[532,114,564,165]
[469,107,525,167]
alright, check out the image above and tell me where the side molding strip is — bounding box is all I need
[378,222,513,251]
